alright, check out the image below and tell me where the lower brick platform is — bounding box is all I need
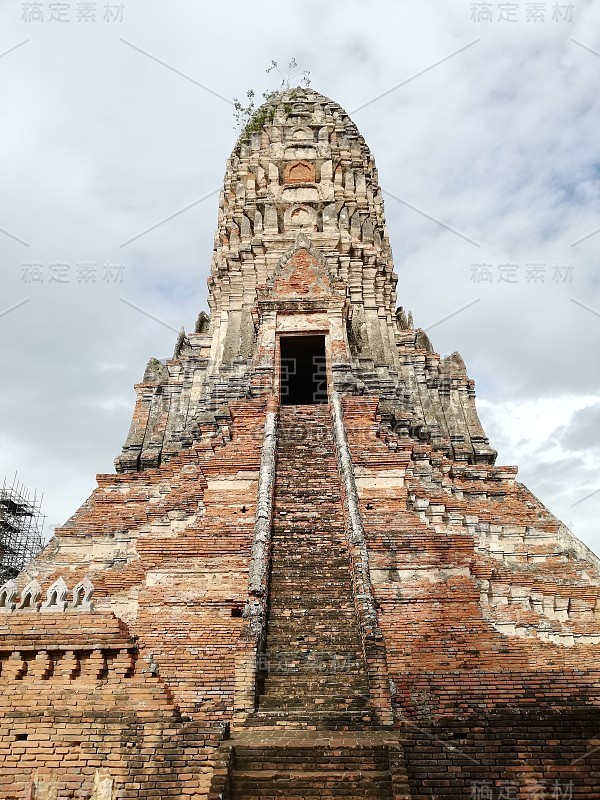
[210,730,411,800]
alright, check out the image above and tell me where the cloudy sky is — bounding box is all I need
[1,0,599,553]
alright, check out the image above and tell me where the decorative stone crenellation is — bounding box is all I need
[0,577,94,613]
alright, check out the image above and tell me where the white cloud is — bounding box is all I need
[478,395,600,551]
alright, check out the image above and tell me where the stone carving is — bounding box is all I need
[71,578,94,611]
[195,310,210,334]
[16,579,42,611]
[173,327,190,359]
[284,160,315,184]
[142,357,168,385]
[0,580,17,612]
[40,577,69,612]
[285,205,317,230]
[395,307,411,331]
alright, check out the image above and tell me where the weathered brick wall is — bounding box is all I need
[0,611,227,798]
[341,395,600,790]
[402,712,600,798]
[0,400,271,796]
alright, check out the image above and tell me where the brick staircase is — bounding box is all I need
[219,406,409,798]
[246,404,372,730]
[224,733,398,799]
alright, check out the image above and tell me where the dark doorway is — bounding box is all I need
[280,335,327,405]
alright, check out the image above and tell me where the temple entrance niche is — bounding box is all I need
[279,335,327,405]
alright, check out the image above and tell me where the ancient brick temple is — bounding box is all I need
[2,88,600,799]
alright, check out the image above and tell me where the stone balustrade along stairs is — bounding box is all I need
[251,404,371,727]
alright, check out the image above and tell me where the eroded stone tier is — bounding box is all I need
[116,88,495,473]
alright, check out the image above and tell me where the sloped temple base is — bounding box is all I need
[2,396,600,798]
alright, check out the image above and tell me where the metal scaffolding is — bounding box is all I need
[0,475,45,584]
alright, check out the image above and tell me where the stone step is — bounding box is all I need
[272,519,343,525]
[264,625,361,636]
[265,613,361,621]
[257,697,370,711]
[269,548,347,555]
[268,570,352,579]
[268,554,348,561]
[274,473,338,479]
[269,570,351,577]
[262,653,364,663]
[274,493,341,499]
[268,587,355,594]
[265,601,355,612]
[275,455,335,461]
[274,484,340,489]
[260,672,368,683]
[259,672,368,683]
[265,619,356,628]
[271,535,345,541]
[273,496,340,501]
[233,746,389,771]
[259,654,365,665]
[265,614,357,624]
[273,489,340,496]
[231,769,392,797]
[268,584,353,592]
[242,710,375,731]
[272,502,342,508]
[257,700,370,714]
[276,448,335,454]
[273,488,339,493]
[277,455,335,461]
[267,553,350,563]
[278,421,332,428]
[267,591,354,600]
[277,443,335,447]
[273,495,341,503]
[269,563,350,569]
[263,622,362,633]
[276,446,335,453]
[278,423,333,429]
[278,432,333,437]
[272,519,344,525]
[259,679,368,692]
[269,548,349,555]
[276,445,334,451]
[261,636,364,649]
[267,594,353,601]
[267,550,350,561]
[268,578,353,589]
[270,529,345,536]
[262,648,363,658]
[261,652,365,663]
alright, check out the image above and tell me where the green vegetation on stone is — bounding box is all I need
[233,59,311,150]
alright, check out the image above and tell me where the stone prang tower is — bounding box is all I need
[1,88,599,799]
